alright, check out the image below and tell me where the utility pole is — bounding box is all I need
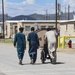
[65,7,67,20]
[68,5,70,20]
[2,0,5,39]
[55,0,57,32]
[57,3,61,20]
[55,0,58,50]
[45,9,48,20]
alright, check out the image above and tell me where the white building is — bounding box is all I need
[4,20,60,38]
[59,20,75,36]
[1,19,75,39]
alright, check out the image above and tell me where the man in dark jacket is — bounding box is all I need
[27,27,39,64]
[14,27,26,65]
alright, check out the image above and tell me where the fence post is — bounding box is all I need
[62,36,65,48]
[58,36,60,48]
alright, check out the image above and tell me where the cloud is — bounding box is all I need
[1,0,75,16]
[22,0,35,4]
[0,0,36,16]
[33,4,55,15]
[1,0,54,16]
[62,0,75,12]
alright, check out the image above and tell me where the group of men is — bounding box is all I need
[14,27,57,65]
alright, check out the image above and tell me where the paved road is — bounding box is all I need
[0,44,75,75]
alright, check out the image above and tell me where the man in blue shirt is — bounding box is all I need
[14,27,26,65]
[27,27,39,64]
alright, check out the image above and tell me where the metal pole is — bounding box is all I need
[2,0,5,39]
[56,0,57,32]
[65,7,66,20]
[55,0,58,49]
[68,5,70,20]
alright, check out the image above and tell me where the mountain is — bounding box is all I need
[0,14,12,22]
[29,13,46,20]
[27,12,75,20]
[0,12,75,21]
[9,15,36,20]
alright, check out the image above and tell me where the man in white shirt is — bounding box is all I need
[44,28,57,63]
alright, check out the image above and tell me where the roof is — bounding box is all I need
[5,20,59,23]
[59,19,75,23]
[4,19,75,24]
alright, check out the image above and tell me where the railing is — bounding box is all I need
[58,36,75,48]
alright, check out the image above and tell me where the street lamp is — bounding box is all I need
[2,0,5,39]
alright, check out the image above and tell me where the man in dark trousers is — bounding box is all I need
[27,27,39,64]
[14,27,26,65]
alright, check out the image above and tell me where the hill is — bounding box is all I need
[9,15,36,20]
[0,14,12,22]
[0,12,75,21]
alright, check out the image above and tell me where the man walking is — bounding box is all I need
[44,28,57,64]
[14,27,26,65]
[27,27,39,64]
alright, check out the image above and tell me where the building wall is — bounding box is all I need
[60,21,75,36]
[5,20,59,38]
[0,22,2,34]
[5,22,18,38]
[1,20,75,39]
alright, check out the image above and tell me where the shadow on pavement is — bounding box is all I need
[0,72,6,75]
[51,62,65,65]
[55,62,65,64]
[20,63,42,65]
[19,62,65,65]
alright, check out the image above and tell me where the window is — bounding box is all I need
[41,26,46,28]
[25,26,30,31]
[10,23,13,29]
[0,24,2,33]
[74,23,75,30]
[10,25,12,29]
[48,26,54,28]
[66,24,68,31]
[6,25,7,35]
[15,26,17,33]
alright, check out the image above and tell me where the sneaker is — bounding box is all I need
[19,59,22,65]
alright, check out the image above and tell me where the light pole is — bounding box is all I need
[2,0,5,39]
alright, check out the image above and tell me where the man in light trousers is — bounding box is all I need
[45,28,57,64]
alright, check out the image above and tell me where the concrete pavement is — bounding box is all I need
[0,43,75,75]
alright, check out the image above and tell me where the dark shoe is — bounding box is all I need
[46,56,52,62]
[19,59,22,65]
[30,59,34,64]
[46,56,50,59]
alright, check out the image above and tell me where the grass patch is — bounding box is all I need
[0,39,28,44]
[0,39,13,44]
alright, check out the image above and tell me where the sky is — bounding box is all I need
[0,0,75,17]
